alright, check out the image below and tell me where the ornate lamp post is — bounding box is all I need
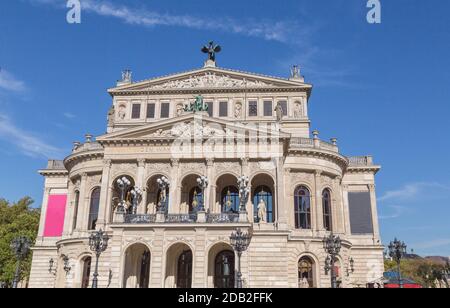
[156,176,170,213]
[237,176,250,213]
[230,229,252,288]
[196,176,209,212]
[116,177,131,213]
[130,186,143,215]
[89,230,109,288]
[324,233,341,289]
[10,236,31,288]
[388,238,407,289]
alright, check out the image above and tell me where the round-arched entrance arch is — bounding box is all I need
[123,244,151,288]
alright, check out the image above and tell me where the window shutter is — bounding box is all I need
[348,192,374,234]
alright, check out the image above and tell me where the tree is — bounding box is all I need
[0,197,40,287]
[385,258,449,288]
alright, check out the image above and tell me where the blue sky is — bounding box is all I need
[0,0,449,256]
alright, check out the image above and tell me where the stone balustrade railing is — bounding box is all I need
[72,141,103,154]
[46,160,66,170]
[121,213,242,224]
[348,156,374,166]
[289,137,339,153]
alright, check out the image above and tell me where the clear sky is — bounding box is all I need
[0,0,449,256]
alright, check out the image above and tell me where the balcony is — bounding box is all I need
[122,212,242,225]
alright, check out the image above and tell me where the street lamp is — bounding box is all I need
[156,176,170,213]
[324,233,341,289]
[10,236,31,288]
[130,186,143,215]
[237,176,250,213]
[89,229,109,288]
[230,229,252,288]
[116,177,131,213]
[388,238,407,289]
[196,176,209,212]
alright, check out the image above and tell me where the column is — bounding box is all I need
[62,182,74,237]
[37,187,51,240]
[275,158,287,227]
[136,159,146,214]
[97,160,112,229]
[241,158,252,216]
[169,159,180,214]
[206,159,215,212]
[76,173,88,231]
[368,184,381,242]
[334,176,344,234]
[314,170,323,232]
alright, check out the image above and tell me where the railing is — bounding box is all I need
[72,141,103,154]
[46,160,66,170]
[207,213,240,223]
[124,214,156,224]
[289,138,338,153]
[165,214,197,224]
[348,156,374,167]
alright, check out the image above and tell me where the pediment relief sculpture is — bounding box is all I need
[149,73,274,90]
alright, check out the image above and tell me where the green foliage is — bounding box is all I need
[0,197,40,287]
[384,259,449,288]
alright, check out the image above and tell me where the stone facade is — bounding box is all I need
[29,59,384,288]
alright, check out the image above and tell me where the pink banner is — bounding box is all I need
[43,194,67,237]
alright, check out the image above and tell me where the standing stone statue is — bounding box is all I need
[234,102,242,118]
[294,102,303,119]
[275,102,284,122]
[257,199,267,223]
[107,105,115,126]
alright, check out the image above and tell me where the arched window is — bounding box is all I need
[294,186,311,229]
[189,187,203,213]
[73,190,80,230]
[88,188,101,230]
[177,251,193,288]
[81,257,92,289]
[221,186,240,213]
[322,189,332,232]
[214,251,235,288]
[298,257,315,288]
[253,186,274,223]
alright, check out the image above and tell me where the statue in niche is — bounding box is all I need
[107,105,115,126]
[224,189,233,212]
[147,202,156,215]
[234,102,242,118]
[158,189,167,209]
[180,202,189,214]
[294,102,303,119]
[191,190,199,210]
[118,105,126,120]
[275,102,284,122]
[176,104,184,117]
[300,278,310,289]
[257,198,267,223]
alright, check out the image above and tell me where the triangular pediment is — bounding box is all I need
[108,67,311,94]
[97,114,290,143]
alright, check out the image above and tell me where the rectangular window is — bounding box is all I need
[160,103,170,118]
[278,101,288,116]
[146,103,155,119]
[206,102,214,117]
[219,101,228,117]
[131,104,141,119]
[264,101,273,117]
[348,192,374,234]
[249,101,258,117]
